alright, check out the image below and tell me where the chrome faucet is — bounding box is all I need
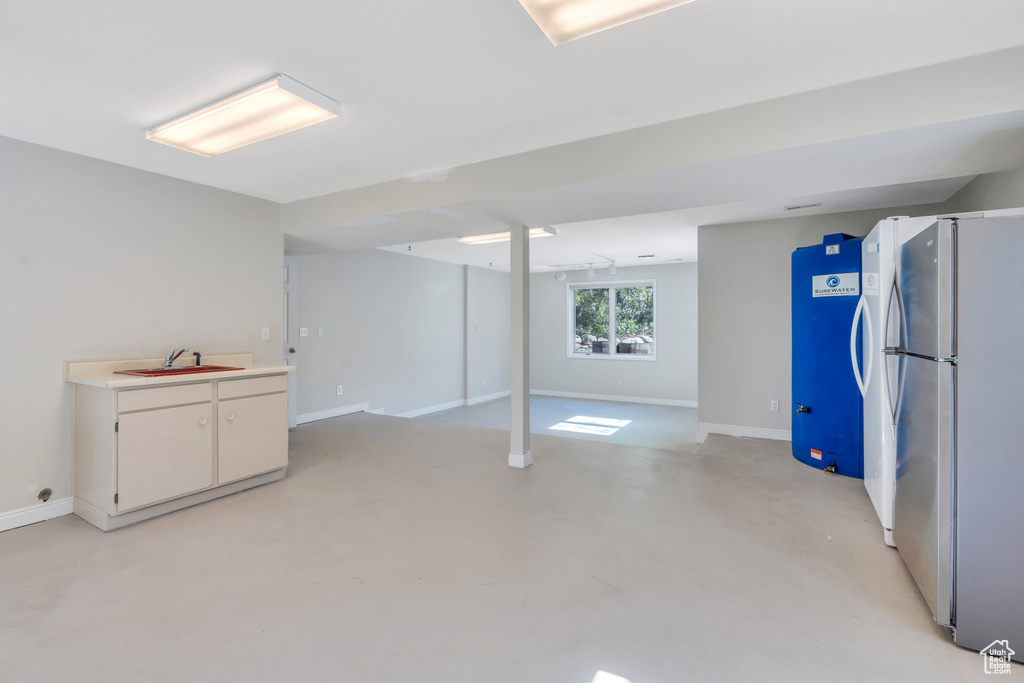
[165,348,190,367]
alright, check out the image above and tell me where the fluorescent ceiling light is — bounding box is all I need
[519,0,696,46]
[457,226,556,245]
[146,74,339,157]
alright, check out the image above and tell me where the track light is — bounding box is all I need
[555,272,567,282]
[586,265,596,278]
[608,263,618,276]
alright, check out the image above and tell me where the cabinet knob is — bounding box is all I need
[198,417,208,425]
[226,413,235,421]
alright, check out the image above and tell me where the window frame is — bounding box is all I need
[565,279,657,361]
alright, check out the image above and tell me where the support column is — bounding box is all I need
[509,224,532,468]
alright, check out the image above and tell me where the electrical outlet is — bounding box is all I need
[337,385,343,395]
[771,400,779,412]
[317,327,324,337]
[482,379,487,387]
[299,328,308,337]
[261,327,270,341]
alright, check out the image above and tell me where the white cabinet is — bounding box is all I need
[117,402,214,510]
[217,377,288,484]
[71,370,290,531]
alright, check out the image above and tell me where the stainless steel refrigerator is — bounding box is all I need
[893,216,1023,660]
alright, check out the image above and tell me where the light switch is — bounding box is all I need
[317,327,324,337]
[261,327,270,341]
[299,328,308,337]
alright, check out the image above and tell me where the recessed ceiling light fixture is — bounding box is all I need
[457,226,556,245]
[519,0,696,46]
[146,74,339,157]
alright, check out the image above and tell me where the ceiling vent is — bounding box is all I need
[637,254,657,259]
[785,202,822,211]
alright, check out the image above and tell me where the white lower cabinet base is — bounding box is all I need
[73,467,286,532]
[68,361,292,532]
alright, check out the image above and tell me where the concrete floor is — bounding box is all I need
[421,396,699,452]
[0,414,1001,682]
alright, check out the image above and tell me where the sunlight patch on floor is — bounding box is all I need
[566,416,632,428]
[550,415,633,436]
[592,671,632,683]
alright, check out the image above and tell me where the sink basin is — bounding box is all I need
[115,365,244,378]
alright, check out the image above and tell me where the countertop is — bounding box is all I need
[65,352,294,389]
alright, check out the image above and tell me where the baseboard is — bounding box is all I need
[395,399,467,418]
[696,422,792,443]
[508,452,533,468]
[467,390,511,406]
[297,403,369,425]
[530,389,697,408]
[0,497,74,533]
[73,468,286,532]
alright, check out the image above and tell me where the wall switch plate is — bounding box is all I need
[299,328,308,337]
[474,324,479,332]
[261,327,270,341]
[618,379,623,386]
[771,400,779,412]
[317,327,324,337]
[337,385,343,395]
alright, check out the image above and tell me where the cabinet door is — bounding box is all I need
[218,392,288,484]
[117,403,213,511]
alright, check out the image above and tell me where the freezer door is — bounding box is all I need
[862,222,899,539]
[899,221,954,359]
[952,217,1024,656]
[893,355,954,626]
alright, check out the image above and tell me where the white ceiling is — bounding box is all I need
[4,1,1024,204]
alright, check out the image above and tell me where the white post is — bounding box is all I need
[509,224,532,468]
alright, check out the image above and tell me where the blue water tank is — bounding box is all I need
[791,233,864,478]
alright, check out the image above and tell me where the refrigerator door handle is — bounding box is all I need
[882,273,897,437]
[892,279,909,433]
[850,295,873,397]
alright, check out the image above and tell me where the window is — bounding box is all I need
[568,281,655,359]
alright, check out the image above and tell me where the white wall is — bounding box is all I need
[466,266,511,402]
[295,249,467,417]
[0,136,283,519]
[943,168,1024,213]
[697,204,943,439]
[530,263,698,404]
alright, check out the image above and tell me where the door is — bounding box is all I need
[899,221,954,359]
[861,221,900,539]
[893,355,954,625]
[892,221,955,626]
[117,403,214,511]
[951,217,1024,655]
[284,256,298,428]
[218,392,289,484]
